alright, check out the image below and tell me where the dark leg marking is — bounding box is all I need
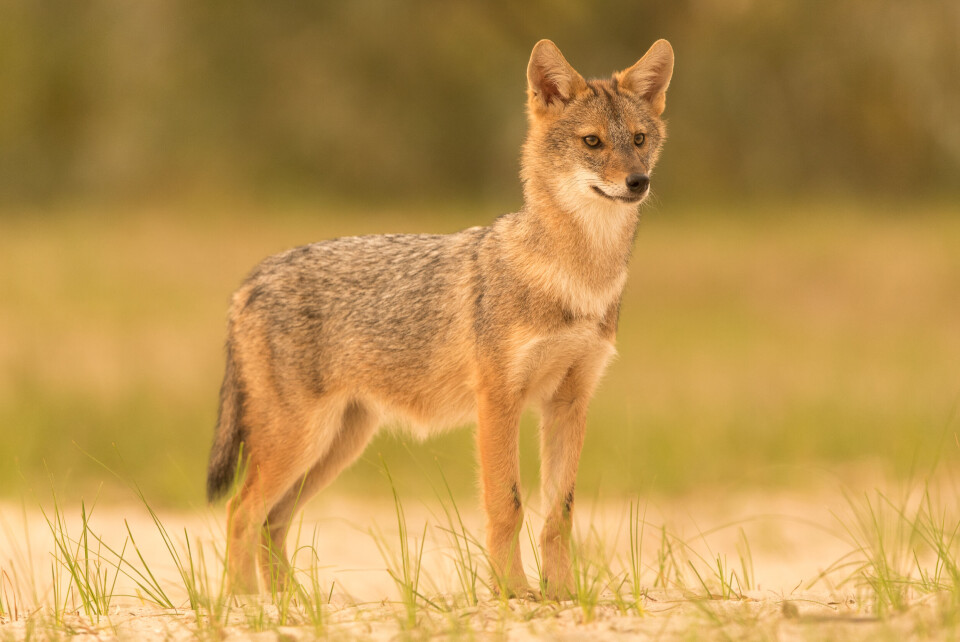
[511,483,521,511]
[563,486,575,516]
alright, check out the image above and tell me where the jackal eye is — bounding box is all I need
[634,132,646,147]
[583,135,601,148]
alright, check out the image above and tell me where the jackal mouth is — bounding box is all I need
[591,185,645,204]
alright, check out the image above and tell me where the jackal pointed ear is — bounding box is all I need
[615,39,674,116]
[527,40,588,114]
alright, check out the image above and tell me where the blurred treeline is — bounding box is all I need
[2,0,958,208]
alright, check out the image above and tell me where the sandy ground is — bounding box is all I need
[0,484,949,639]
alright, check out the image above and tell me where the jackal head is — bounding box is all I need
[521,39,674,217]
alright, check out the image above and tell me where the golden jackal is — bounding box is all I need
[207,38,674,599]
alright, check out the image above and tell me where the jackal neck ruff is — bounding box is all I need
[506,40,673,320]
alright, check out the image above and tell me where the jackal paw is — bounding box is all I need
[227,574,260,597]
[540,568,574,601]
[541,580,574,602]
[492,573,536,600]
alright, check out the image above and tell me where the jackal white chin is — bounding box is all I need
[589,184,647,204]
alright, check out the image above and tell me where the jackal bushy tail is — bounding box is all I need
[207,339,245,501]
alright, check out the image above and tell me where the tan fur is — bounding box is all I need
[207,39,674,599]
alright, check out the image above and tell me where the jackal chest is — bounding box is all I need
[503,322,616,404]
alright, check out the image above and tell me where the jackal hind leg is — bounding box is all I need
[258,400,379,592]
[226,401,341,595]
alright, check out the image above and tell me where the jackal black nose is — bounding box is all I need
[626,173,650,193]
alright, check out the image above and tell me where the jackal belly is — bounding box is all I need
[359,346,479,438]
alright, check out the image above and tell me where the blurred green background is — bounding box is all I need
[1,1,958,506]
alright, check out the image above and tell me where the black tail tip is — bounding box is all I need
[206,468,232,503]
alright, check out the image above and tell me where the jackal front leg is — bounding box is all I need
[475,386,531,598]
[538,370,590,600]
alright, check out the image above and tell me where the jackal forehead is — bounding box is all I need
[543,83,663,147]
[583,86,659,133]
